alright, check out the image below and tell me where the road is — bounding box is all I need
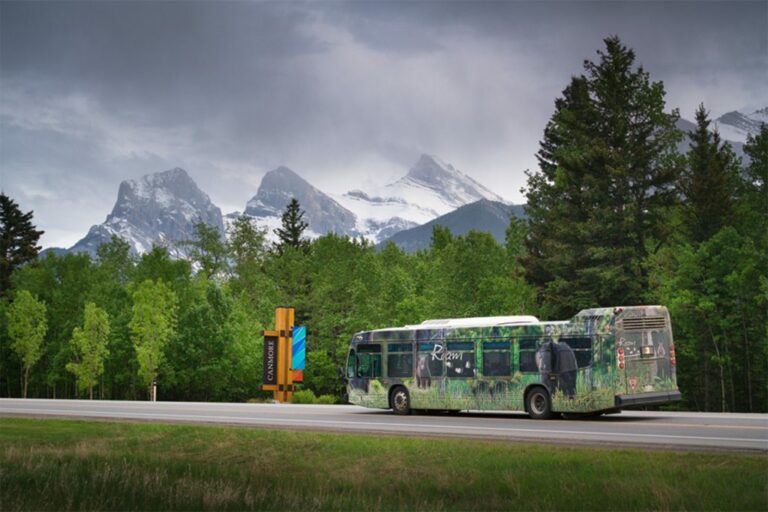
[1,398,766,452]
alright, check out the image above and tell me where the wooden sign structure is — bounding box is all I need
[261,306,295,402]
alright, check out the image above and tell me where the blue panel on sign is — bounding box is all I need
[292,326,306,370]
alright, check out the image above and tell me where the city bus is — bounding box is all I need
[344,305,681,419]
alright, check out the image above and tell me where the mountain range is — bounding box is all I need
[64,105,765,257]
[68,154,519,257]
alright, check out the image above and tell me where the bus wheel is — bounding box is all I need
[390,387,411,415]
[526,387,554,420]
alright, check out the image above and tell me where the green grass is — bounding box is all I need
[1,418,766,511]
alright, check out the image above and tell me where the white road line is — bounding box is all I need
[2,408,766,446]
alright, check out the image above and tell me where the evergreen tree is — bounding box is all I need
[741,124,768,243]
[274,198,309,254]
[522,36,682,317]
[66,302,110,399]
[0,193,44,294]
[7,289,47,398]
[680,104,741,243]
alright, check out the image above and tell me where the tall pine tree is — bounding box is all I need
[274,198,309,254]
[0,193,44,294]
[680,104,740,243]
[522,36,682,317]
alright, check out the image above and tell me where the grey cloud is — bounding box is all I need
[1,0,765,248]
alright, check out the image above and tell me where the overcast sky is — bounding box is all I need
[1,0,766,249]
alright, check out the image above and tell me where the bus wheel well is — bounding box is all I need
[524,385,550,414]
[388,385,404,408]
[389,385,411,415]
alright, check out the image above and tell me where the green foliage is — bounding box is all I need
[0,193,44,294]
[129,280,178,397]
[66,303,110,399]
[182,222,228,279]
[523,36,682,317]
[7,290,47,398]
[680,104,741,243]
[290,389,317,404]
[274,198,309,254]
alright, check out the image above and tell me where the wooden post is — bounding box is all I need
[262,306,295,402]
[275,306,295,402]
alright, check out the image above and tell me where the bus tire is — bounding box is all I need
[526,387,554,420]
[390,386,411,415]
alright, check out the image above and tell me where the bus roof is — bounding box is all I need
[404,315,540,329]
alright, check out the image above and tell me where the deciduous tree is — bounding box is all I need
[129,279,178,399]
[66,302,110,399]
[7,289,47,398]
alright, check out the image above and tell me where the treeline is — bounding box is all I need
[0,208,533,401]
[1,36,766,411]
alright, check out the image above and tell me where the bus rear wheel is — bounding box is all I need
[526,387,554,420]
[390,386,411,415]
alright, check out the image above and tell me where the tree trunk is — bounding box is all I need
[89,386,93,400]
[708,324,726,412]
[741,316,753,412]
[23,366,29,399]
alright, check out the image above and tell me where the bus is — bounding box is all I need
[344,305,681,419]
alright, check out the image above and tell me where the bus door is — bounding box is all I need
[351,344,381,393]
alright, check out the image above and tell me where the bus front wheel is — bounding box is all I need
[526,387,554,420]
[390,387,411,415]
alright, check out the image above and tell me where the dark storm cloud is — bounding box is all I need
[1,0,765,248]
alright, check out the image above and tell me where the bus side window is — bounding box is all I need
[519,338,539,372]
[387,343,413,378]
[562,337,593,368]
[357,344,382,378]
[346,350,356,379]
[483,341,511,377]
[446,341,475,378]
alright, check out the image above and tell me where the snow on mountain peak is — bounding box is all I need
[70,167,224,257]
[714,106,767,143]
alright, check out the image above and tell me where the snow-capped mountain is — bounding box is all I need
[333,154,507,241]
[69,168,224,257]
[713,107,767,143]
[243,166,357,238]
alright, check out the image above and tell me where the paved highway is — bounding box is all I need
[1,398,766,452]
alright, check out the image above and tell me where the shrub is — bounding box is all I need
[291,389,317,404]
[315,394,337,404]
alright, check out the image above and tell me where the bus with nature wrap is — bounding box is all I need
[344,305,681,419]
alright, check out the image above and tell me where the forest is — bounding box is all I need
[1,37,766,412]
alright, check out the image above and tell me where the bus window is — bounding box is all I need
[483,341,511,377]
[519,338,539,372]
[387,343,413,378]
[357,344,381,378]
[446,342,475,378]
[346,350,356,379]
[418,343,445,378]
[562,337,593,368]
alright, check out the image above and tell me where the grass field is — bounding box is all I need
[1,417,766,511]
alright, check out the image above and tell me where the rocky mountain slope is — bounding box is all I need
[379,199,526,252]
[69,168,224,257]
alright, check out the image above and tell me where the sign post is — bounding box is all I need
[261,306,296,402]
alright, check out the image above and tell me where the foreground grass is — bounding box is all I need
[0,418,766,511]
